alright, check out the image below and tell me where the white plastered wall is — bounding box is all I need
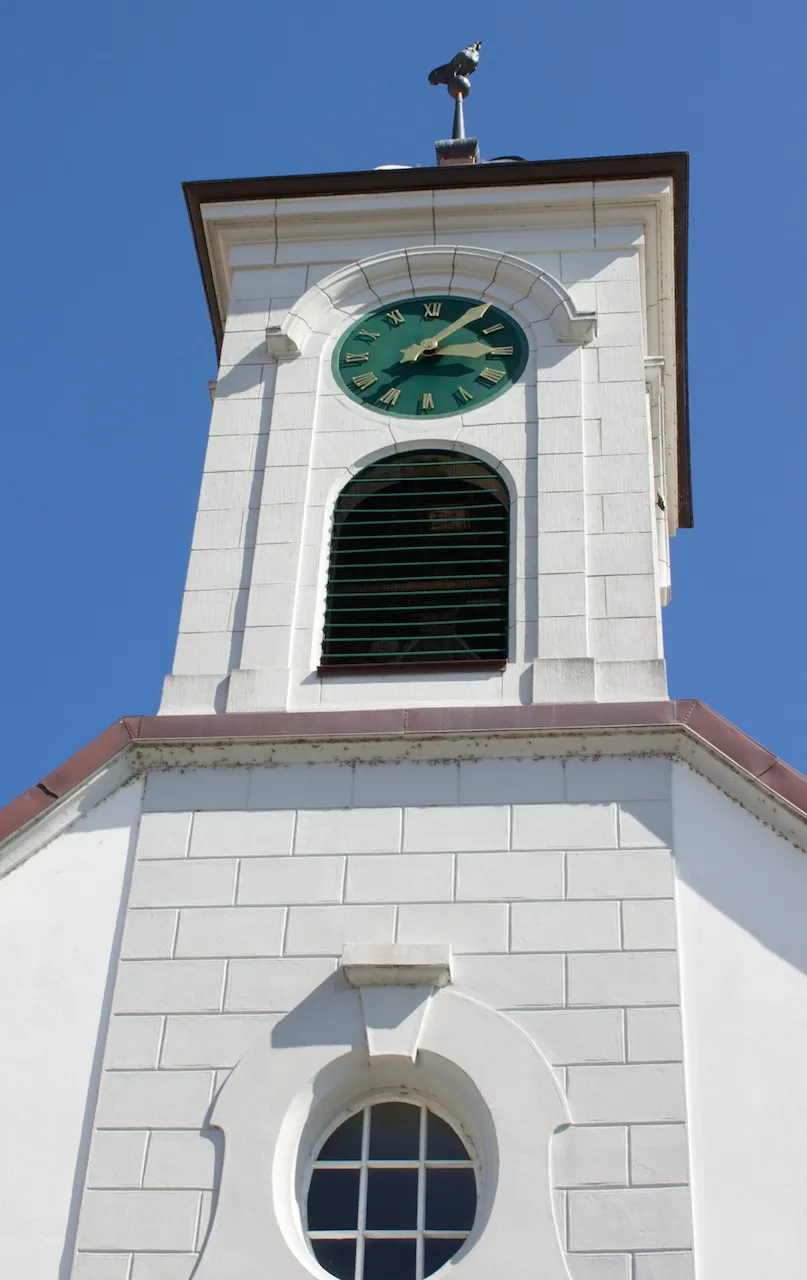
[160,183,669,715]
[0,780,141,1280]
[672,763,807,1280]
[70,753,694,1280]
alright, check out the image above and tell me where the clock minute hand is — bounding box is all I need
[398,301,492,364]
[431,301,491,346]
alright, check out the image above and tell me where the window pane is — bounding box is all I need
[363,1238,416,1280]
[365,1168,418,1230]
[368,1101,420,1159]
[424,1236,465,1275]
[308,1169,360,1231]
[425,1168,476,1231]
[319,1111,364,1161]
[312,1238,356,1280]
[426,1113,469,1161]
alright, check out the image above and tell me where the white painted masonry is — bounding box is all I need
[1,733,806,1279]
[160,177,678,714]
[0,782,141,1280]
[6,147,806,1280]
[66,754,695,1280]
[673,764,807,1280]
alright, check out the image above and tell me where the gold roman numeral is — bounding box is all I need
[352,371,378,391]
[344,351,369,363]
[378,387,401,406]
[489,345,514,357]
[385,309,406,327]
[455,385,473,404]
[357,328,380,342]
[479,367,506,385]
[423,301,442,318]
[419,392,435,412]
[482,322,504,335]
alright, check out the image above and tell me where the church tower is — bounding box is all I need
[8,45,807,1280]
[160,64,687,717]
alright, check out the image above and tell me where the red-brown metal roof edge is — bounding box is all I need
[183,151,692,528]
[1,699,805,848]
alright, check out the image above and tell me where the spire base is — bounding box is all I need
[435,136,480,166]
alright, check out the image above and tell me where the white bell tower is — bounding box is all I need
[160,142,687,717]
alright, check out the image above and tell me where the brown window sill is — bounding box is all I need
[317,659,506,678]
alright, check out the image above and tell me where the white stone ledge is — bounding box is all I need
[341,942,452,988]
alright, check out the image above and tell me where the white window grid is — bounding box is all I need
[305,1098,478,1280]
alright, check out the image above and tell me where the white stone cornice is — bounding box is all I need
[280,246,596,357]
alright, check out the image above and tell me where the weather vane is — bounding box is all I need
[429,41,482,166]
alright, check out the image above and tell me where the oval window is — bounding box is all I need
[306,1098,477,1280]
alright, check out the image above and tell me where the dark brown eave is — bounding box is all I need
[3,699,807,850]
[183,151,692,527]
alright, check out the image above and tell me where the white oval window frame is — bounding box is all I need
[302,1087,482,1280]
[192,986,572,1280]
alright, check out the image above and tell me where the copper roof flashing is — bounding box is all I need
[2,700,806,854]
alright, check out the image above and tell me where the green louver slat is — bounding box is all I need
[322,450,510,668]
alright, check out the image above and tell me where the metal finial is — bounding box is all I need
[429,42,482,165]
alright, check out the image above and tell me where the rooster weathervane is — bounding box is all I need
[429,42,482,163]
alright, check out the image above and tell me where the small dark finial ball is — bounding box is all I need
[448,74,472,100]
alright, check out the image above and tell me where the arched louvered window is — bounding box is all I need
[320,450,510,674]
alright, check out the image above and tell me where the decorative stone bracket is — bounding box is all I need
[342,943,453,1060]
[341,942,453,988]
[265,325,301,360]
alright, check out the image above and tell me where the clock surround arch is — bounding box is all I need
[277,245,597,368]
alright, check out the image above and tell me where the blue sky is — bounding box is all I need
[1,0,805,804]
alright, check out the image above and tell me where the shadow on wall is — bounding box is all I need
[672,765,807,977]
[272,973,354,1049]
[215,346,269,398]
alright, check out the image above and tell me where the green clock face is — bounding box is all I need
[332,295,529,419]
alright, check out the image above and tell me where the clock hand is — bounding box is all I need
[399,301,492,363]
[431,301,491,345]
[425,341,493,358]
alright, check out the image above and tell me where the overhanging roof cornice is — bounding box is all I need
[183,151,691,527]
[2,699,807,876]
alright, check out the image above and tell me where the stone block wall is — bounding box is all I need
[71,755,693,1280]
[161,203,669,715]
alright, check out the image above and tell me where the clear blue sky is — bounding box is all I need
[1,0,805,804]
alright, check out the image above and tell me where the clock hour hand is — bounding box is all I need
[429,341,492,358]
[398,301,492,364]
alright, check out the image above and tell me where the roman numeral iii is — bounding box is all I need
[489,346,514,357]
